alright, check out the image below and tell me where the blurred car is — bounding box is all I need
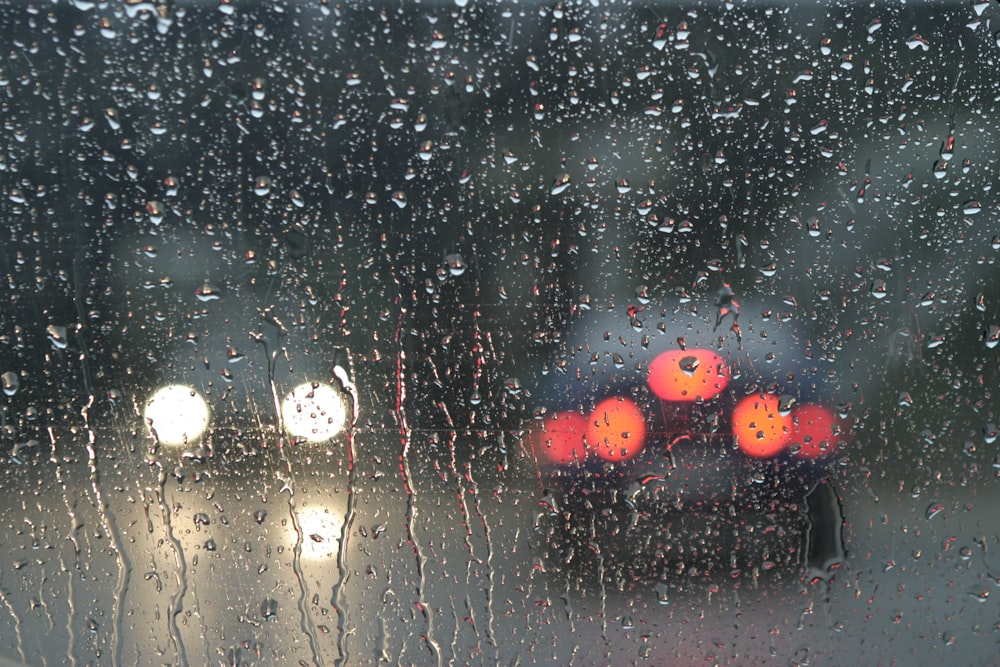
[528,291,849,590]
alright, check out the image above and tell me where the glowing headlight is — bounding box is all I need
[281,382,347,443]
[144,384,210,446]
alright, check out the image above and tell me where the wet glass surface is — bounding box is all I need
[1,1,998,665]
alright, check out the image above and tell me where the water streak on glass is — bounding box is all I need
[285,489,325,667]
[79,400,131,667]
[394,307,442,666]
[156,467,189,667]
[332,424,358,667]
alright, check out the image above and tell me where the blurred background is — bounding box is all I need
[1,0,998,665]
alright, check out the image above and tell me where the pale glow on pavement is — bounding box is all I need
[293,505,344,561]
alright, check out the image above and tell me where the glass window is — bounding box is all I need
[1,1,997,665]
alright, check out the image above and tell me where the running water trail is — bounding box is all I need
[395,305,442,666]
[463,460,497,665]
[260,327,324,667]
[71,256,132,665]
[78,401,131,667]
[283,483,324,667]
[155,465,190,667]
[804,479,846,658]
[0,581,26,664]
[435,400,485,658]
[326,346,359,667]
[332,426,358,667]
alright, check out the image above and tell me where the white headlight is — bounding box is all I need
[144,384,210,446]
[281,382,347,443]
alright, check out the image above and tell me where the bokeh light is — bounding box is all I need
[647,349,730,402]
[534,411,588,465]
[732,393,791,458]
[587,396,647,462]
[789,405,841,459]
[144,384,210,446]
[281,382,348,443]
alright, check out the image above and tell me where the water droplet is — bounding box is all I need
[418,140,433,161]
[1,371,19,396]
[145,200,164,225]
[983,325,999,349]
[444,253,466,276]
[940,133,955,160]
[195,283,222,302]
[391,191,407,208]
[550,173,571,195]
[253,176,272,196]
[906,34,930,51]
[805,480,846,582]
[654,582,670,605]
[226,345,245,363]
[678,355,700,376]
[967,587,990,603]
[46,325,68,349]
[926,502,945,520]
[962,201,982,215]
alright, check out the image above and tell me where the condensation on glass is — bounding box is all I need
[0,1,997,666]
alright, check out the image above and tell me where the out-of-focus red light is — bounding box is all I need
[733,393,791,458]
[647,349,730,402]
[790,405,840,459]
[587,396,647,462]
[533,411,588,465]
